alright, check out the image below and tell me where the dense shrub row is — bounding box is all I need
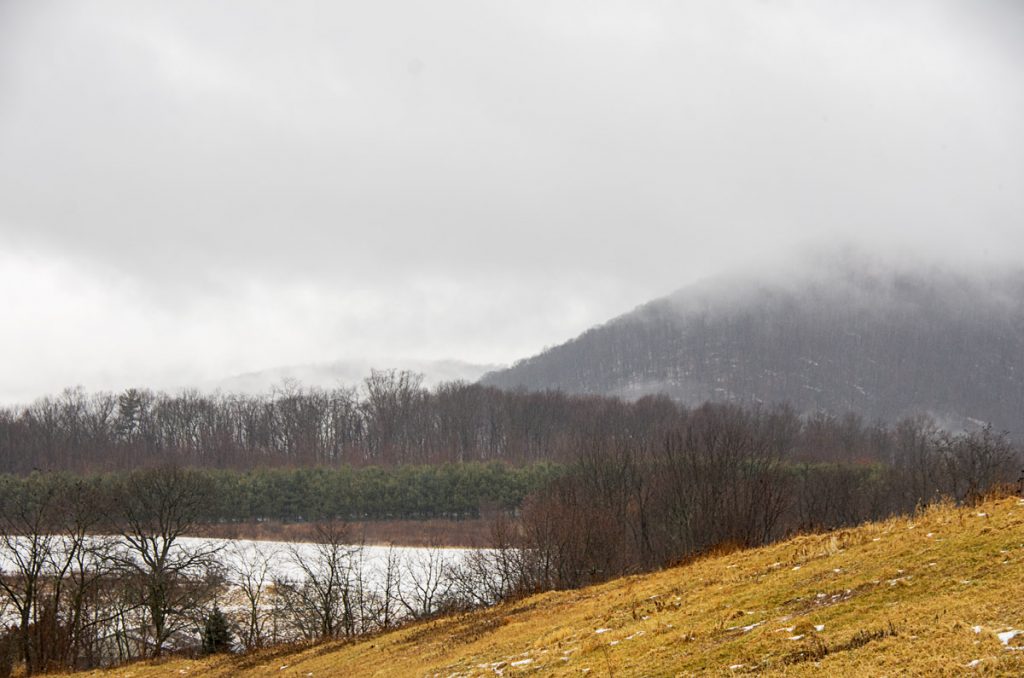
[0,461,564,524]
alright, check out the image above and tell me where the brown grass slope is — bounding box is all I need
[66,496,1024,677]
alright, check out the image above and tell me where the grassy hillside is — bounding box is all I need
[66,496,1024,676]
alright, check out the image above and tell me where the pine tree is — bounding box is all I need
[202,606,234,655]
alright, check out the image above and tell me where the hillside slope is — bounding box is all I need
[69,495,1024,676]
[481,264,1024,433]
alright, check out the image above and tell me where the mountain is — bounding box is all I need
[80,496,1024,676]
[481,261,1024,433]
[208,358,499,394]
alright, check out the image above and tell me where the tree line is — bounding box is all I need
[0,462,563,524]
[0,372,666,471]
[496,404,1020,591]
[0,371,995,473]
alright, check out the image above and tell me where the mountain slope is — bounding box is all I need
[67,495,1024,676]
[481,263,1024,432]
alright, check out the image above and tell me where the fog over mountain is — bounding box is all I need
[1,1,1022,404]
[482,256,1024,434]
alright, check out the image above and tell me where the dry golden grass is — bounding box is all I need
[64,496,1024,677]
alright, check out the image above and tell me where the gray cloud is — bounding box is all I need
[0,0,1021,402]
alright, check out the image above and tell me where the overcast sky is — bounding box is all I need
[1,0,1022,403]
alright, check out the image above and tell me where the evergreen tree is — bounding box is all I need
[202,606,234,655]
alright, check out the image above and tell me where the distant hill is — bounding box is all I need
[71,496,1024,676]
[209,358,499,394]
[481,262,1024,433]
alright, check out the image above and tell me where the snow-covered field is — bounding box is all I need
[0,534,482,585]
[179,535,482,585]
[0,535,489,632]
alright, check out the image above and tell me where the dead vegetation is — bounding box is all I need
[50,494,1024,676]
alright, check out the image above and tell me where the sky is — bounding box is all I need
[0,0,1022,403]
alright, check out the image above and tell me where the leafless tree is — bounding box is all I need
[274,522,360,640]
[372,546,402,630]
[939,425,1017,503]
[0,477,72,674]
[225,542,279,651]
[398,546,458,619]
[109,467,224,657]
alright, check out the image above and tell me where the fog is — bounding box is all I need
[0,0,1021,403]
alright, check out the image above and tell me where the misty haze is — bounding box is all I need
[0,1,1022,675]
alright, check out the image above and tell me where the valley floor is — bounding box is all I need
[64,496,1024,676]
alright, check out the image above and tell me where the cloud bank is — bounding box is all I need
[0,0,1021,402]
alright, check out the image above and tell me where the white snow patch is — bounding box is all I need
[972,625,983,634]
[728,621,762,633]
[510,659,532,667]
[788,635,805,641]
[998,630,1022,645]
[595,628,612,634]
[966,659,981,668]
[814,625,825,632]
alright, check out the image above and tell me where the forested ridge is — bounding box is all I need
[482,265,1024,435]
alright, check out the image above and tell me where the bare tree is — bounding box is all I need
[940,425,1017,503]
[275,522,359,640]
[109,467,224,657]
[225,542,279,651]
[0,476,77,675]
[398,546,457,620]
[373,546,402,631]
